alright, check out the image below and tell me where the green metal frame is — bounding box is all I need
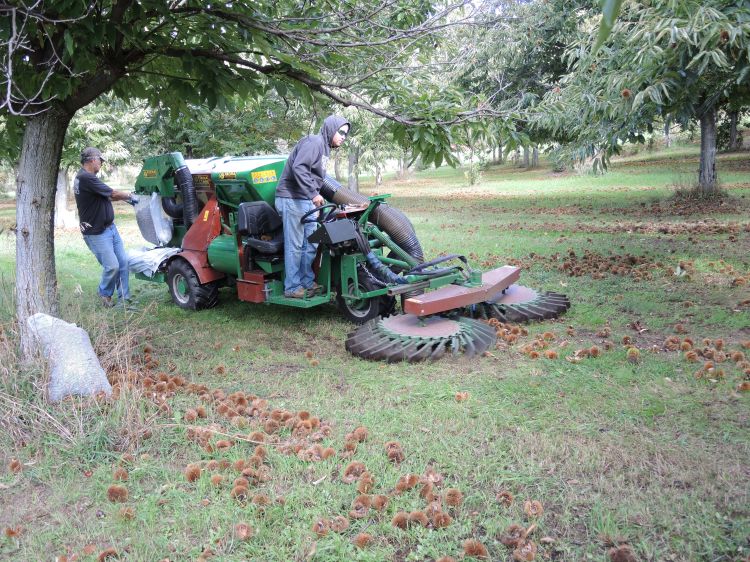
[132,152,485,312]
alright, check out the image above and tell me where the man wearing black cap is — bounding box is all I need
[74,147,139,308]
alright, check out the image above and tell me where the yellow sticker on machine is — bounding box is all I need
[251,170,277,184]
[218,172,237,180]
[142,169,157,178]
[193,174,211,187]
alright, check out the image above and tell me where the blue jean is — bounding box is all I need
[274,197,318,294]
[83,223,130,300]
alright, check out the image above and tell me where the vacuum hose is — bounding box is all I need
[174,163,198,228]
[321,175,424,263]
[161,197,183,219]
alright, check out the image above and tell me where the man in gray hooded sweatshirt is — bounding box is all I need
[275,115,350,298]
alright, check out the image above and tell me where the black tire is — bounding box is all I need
[336,269,385,324]
[166,258,219,310]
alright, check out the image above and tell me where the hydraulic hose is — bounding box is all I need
[353,227,408,285]
[171,152,198,229]
[321,175,424,263]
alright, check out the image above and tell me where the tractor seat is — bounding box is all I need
[238,201,284,255]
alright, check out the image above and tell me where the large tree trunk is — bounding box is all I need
[522,146,530,168]
[374,162,382,188]
[16,106,73,361]
[498,142,504,164]
[531,145,539,168]
[698,107,718,196]
[347,145,360,192]
[54,168,78,229]
[728,111,739,151]
[663,115,672,148]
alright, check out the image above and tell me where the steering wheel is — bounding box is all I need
[301,203,338,224]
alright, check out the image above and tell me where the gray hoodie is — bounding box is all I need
[275,115,350,200]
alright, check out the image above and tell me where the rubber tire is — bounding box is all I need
[167,258,219,310]
[336,270,384,324]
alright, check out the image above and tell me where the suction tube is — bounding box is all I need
[321,175,424,263]
[161,197,183,219]
[174,159,198,228]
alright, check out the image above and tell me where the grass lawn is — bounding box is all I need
[0,144,748,562]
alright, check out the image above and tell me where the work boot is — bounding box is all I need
[101,296,114,308]
[306,283,323,296]
[284,287,306,299]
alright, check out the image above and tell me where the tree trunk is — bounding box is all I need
[664,115,672,148]
[531,145,539,168]
[347,145,360,192]
[498,142,504,163]
[334,151,343,182]
[374,162,382,188]
[698,107,718,196]
[16,105,73,361]
[522,146,529,168]
[54,168,78,229]
[729,111,739,151]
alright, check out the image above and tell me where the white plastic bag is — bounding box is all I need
[135,193,173,246]
[128,246,180,277]
[26,313,111,402]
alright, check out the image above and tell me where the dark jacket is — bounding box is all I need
[275,115,350,200]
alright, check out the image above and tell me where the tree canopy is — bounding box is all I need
[532,0,750,180]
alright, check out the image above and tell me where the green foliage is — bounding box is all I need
[0,0,506,168]
[534,0,750,170]
[593,0,623,53]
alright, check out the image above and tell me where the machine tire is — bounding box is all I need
[167,258,219,310]
[336,270,385,324]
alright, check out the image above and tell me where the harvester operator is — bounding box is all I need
[74,146,139,308]
[275,115,350,298]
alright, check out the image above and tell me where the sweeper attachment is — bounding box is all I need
[131,152,569,363]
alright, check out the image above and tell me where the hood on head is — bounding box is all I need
[320,115,350,151]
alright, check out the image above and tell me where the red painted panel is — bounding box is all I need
[176,250,226,285]
[182,198,222,252]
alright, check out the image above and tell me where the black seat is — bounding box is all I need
[238,201,284,255]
